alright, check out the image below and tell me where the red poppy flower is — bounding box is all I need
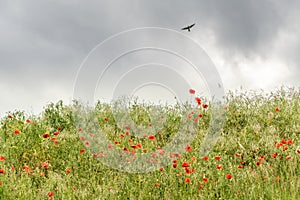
[14,129,20,134]
[89,133,94,137]
[286,156,291,160]
[275,107,280,112]
[258,155,265,161]
[54,131,60,136]
[0,156,5,161]
[185,144,192,152]
[65,169,72,173]
[48,192,54,197]
[104,117,109,122]
[43,133,50,138]
[215,156,221,160]
[202,104,209,109]
[287,140,293,145]
[130,150,136,155]
[26,119,31,123]
[182,162,189,168]
[191,156,196,162]
[195,97,201,105]
[297,149,300,155]
[256,161,261,166]
[185,178,191,183]
[23,165,33,174]
[237,165,243,169]
[216,164,223,170]
[198,113,203,118]
[281,139,287,144]
[85,141,90,147]
[276,143,283,148]
[8,115,13,119]
[154,183,161,187]
[202,156,208,161]
[189,89,195,94]
[272,153,278,158]
[203,178,209,183]
[41,162,49,169]
[173,163,177,168]
[185,168,192,174]
[159,167,164,171]
[93,154,98,158]
[80,136,86,141]
[226,174,232,179]
[234,153,242,157]
[0,169,5,175]
[148,135,156,140]
[80,149,85,154]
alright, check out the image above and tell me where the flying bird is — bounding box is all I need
[181,23,195,32]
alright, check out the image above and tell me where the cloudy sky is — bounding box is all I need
[1,0,300,116]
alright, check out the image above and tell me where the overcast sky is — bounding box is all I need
[1,0,300,116]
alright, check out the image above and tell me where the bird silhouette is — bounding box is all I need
[181,23,195,32]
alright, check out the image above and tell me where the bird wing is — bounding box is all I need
[189,23,195,28]
[181,26,189,30]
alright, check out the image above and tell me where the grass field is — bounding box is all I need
[0,87,299,199]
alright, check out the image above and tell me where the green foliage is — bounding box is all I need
[42,100,75,132]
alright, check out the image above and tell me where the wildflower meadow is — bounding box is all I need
[0,87,299,199]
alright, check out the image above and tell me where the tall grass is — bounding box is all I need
[0,87,299,199]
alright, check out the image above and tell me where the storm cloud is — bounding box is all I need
[0,0,299,115]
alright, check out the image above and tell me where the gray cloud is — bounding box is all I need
[0,0,300,115]
[139,1,287,57]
